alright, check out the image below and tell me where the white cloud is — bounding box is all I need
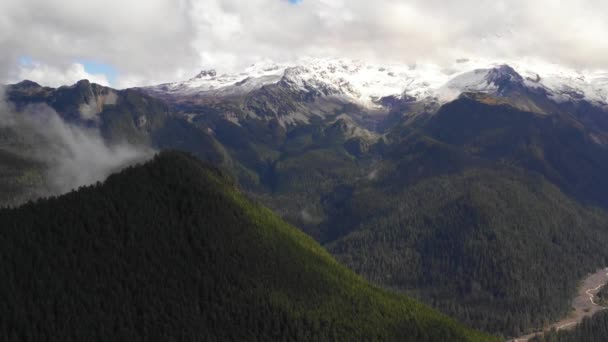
[15,62,110,87]
[0,0,197,87]
[0,101,153,195]
[0,0,607,88]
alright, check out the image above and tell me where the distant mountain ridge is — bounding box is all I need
[143,58,608,111]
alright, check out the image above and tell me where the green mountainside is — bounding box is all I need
[328,167,608,335]
[317,98,608,336]
[0,151,496,341]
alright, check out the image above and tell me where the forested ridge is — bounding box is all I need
[313,98,608,337]
[327,167,608,336]
[0,151,496,341]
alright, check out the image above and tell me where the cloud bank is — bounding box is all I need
[0,96,153,196]
[17,62,111,88]
[0,0,607,88]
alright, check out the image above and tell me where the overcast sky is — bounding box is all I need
[1,0,606,88]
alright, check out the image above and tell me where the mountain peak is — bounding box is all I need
[486,64,524,87]
[13,80,42,89]
[193,69,217,79]
[75,79,91,87]
[145,58,608,108]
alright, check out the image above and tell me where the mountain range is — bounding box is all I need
[145,58,608,109]
[3,58,608,339]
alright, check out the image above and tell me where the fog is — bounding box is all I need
[0,92,153,196]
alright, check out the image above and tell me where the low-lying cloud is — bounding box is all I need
[0,94,153,196]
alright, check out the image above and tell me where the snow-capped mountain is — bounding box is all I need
[146,57,608,109]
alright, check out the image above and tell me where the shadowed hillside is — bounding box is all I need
[0,151,495,341]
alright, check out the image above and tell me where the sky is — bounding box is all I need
[0,0,607,89]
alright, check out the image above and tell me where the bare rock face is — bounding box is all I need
[194,69,217,78]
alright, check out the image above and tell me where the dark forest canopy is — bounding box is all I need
[0,151,495,342]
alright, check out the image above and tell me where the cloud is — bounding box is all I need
[15,61,111,87]
[0,96,153,196]
[0,0,197,87]
[0,0,607,88]
[190,0,608,71]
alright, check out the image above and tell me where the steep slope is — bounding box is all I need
[327,167,608,336]
[6,79,226,160]
[7,80,171,145]
[0,151,495,342]
[418,96,608,207]
[251,95,608,337]
[314,97,608,337]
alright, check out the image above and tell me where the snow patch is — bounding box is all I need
[148,57,608,108]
